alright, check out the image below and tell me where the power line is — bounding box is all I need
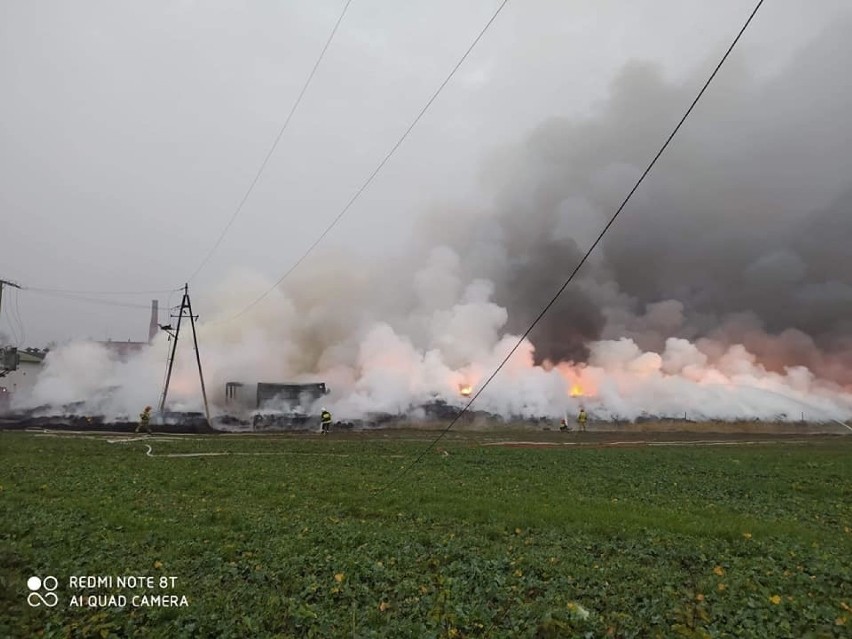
[377,0,767,492]
[157,287,182,400]
[24,289,156,310]
[12,288,26,346]
[26,286,180,296]
[2,317,19,345]
[1,301,20,346]
[187,0,356,284]
[0,278,23,345]
[219,0,512,324]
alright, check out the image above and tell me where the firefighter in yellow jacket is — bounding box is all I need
[320,408,332,434]
[136,406,153,434]
[577,408,588,432]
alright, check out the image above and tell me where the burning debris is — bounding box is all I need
[0,405,212,433]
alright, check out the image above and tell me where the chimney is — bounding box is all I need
[148,300,159,343]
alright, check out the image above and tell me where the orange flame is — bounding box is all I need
[569,384,584,398]
[459,384,473,397]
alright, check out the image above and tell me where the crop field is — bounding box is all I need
[2,430,851,638]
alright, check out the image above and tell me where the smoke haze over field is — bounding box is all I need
[2,1,851,422]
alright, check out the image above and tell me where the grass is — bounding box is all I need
[1,431,851,638]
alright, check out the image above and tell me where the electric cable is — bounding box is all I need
[186,0,355,284]
[12,288,26,346]
[156,287,182,410]
[24,289,156,310]
[26,287,180,296]
[216,0,512,324]
[377,0,767,493]
[2,301,20,346]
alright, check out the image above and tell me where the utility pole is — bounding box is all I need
[158,283,211,424]
[0,278,23,376]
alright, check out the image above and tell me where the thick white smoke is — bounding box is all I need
[16,254,852,423]
[13,16,852,424]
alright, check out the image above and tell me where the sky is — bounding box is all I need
[1,0,849,347]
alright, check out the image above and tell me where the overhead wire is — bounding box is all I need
[157,293,181,408]
[5,286,179,346]
[162,288,179,328]
[216,0,512,324]
[7,0,353,351]
[2,295,20,346]
[40,0,506,327]
[24,289,157,310]
[377,0,767,493]
[12,288,26,346]
[26,286,180,296]
[186,0,356,284]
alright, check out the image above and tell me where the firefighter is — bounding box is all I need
[320,408,332,434]
[577,407,588,432]
[559,416,570,432]
[136,406,153,434]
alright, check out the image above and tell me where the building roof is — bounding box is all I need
[18,348,47,364]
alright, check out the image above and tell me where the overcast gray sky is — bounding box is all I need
[1,0,848,346]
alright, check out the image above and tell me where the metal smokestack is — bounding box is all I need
[148,300,159,343]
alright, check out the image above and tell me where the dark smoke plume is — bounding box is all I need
[427,14,852,385]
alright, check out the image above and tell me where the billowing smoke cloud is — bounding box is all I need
[15,15,852,423]
[428,13,852,386]
[23,341,163,417]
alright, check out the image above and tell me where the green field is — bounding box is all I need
[2,431,851,638]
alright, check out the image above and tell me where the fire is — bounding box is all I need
[554,363,596,399]
[459,384,473,397]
